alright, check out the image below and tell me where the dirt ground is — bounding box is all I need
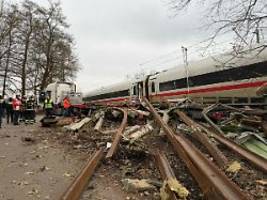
[0,117,87,200]
[0,117,156,200]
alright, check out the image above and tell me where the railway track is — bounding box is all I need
[58,101,267,200]
[143,97,251,200]
[60,149,104,200]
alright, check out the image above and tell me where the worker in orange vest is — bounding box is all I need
[63,96,71,117]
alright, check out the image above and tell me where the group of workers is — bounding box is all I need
[0,94,36,128]
[43,92,72,117]
[0,92,73,128]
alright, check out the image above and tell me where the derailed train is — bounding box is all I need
[83,45,267,106]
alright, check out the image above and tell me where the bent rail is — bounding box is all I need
[176,110,228,167]
[106,108,128,158]
[143,97,251,200]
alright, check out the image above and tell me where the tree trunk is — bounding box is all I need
[21,38,29,96]
[2,30,12,96]
[40,31,53,91]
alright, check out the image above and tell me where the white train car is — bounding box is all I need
[147,45,267,105]
[84,45,267,106]
[83,81,131,106]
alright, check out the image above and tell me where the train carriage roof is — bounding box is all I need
[84,80,131,98]
[156,45,267,83]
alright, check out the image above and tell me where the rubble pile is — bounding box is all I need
[45,103,267,200]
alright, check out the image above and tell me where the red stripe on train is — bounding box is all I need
[90,80,267,104]
[154,80,267,97]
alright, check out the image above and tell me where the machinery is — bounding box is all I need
[40,81,85,118]
[44,81,77,104]
[83,45,267,107]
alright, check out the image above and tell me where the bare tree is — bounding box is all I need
[35,1,71,90]
[168,0,267,48]
[0,0,79,96]
[1,4,19,96]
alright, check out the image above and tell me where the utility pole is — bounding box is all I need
[181,46,190,97]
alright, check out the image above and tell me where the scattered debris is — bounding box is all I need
[226,161,242,173]
[256,180,267,186]
[122,179,156,192]
[127,123,154,143]
[124,125,141,138]
[63,172,72,177]
[64,117,91,131]
[21,135,36,143]
[158,110,170,136]
[94,115,105,132]
[39,165,50,172]
[25,171,34,175]
[57,117,74,126]
[154,150,189,200]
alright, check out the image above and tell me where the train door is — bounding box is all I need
[137,81,144,98]
[149,81,156,95]
[130,83,138,105]
[147,75,158,100]
[144,76,150,100]
[130,84,137,97]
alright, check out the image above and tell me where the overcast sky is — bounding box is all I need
[24,0,208,93]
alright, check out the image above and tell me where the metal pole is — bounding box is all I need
[182,46,190,99]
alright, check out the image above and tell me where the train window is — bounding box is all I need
[234,97,248,104]
[159,80,176,91]
[192,97,202,103]
[218,97,232,104]
[174,78,187,89]
[151,82,155,93]
[251,97,264,103]
[84,89,129,101]
[203,97,217,104]
[133,86,137,95]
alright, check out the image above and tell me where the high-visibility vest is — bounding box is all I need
[44,99,53,109]
[63,98,71,109]
[12,99,22,110]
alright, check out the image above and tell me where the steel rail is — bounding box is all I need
[200,124,267,173]
[60,149,104,200]
[176,110,228,167]
[154,151,180,200]
[106,108,128,158]
[143,97,251,200]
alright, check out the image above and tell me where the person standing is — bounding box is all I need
[12,95,22,125]
[20,96,27,122]
[0,95,4,128]
[6,97,13,124]
[26,96,36,124]
[43,93,54,117]
[63,96,71,117]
